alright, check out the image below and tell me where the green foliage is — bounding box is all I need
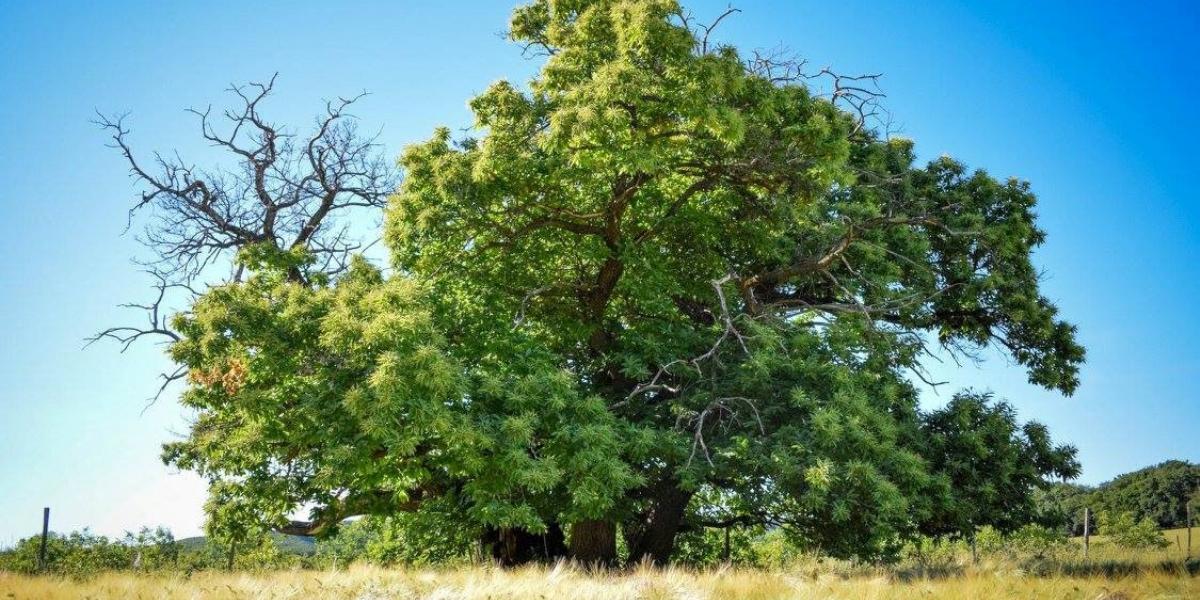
[1006,524,1071,559]
[671,525,765,567]
[314,511,476,566]
[902,535,964,571]
[919,392,1080,540]
[147,0,1085,563]
[1092,461,1200,529]
[1034,461,1200,535]
[1032,482,1094,535]
[1099,512,1171,550]
[903,524,1070,567]
[164,255,641,545]
[0,528,178,576]
[747,529,809,569]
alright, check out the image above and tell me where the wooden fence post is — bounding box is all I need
[38,507,50,572]
[1082,507,1090,560]
[1188,501,1193,559]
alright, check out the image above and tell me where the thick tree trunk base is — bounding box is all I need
[568,519,617,565]
[625,480,693,565]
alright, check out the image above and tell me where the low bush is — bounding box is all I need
[0,528,177,576]
[1100,511,1171,549]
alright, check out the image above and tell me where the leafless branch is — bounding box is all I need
[92,75,398,402]
[94,74,397,287]
[745,47,889,134]
[617,275,750,407]
[673,5,742,55]
[683,396,765,468]
[85,270,187,352]
[513,285,552,329]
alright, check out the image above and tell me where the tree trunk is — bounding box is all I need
[568,519,617,565]
[625,480,693,565]
[482,523,567,566]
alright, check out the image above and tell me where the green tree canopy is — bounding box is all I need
[919,392,1080,542]
[108,0,1084,565]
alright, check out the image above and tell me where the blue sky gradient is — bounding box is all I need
[1,1,1197,545]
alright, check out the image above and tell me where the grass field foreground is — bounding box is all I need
[3,527,1196,598]
[2,559,1198,600]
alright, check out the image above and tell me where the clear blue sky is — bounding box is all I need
[1,1,1197,545]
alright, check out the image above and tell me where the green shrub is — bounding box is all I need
[0,528,174,576]
[901,535,964,570]
[1099,511,1170,549]
[974,525,1005,554]
[313,510,475,567]
[1007,524,1070,559]
[749,529,808,568]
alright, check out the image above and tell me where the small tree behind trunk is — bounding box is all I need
[482,524,568,566]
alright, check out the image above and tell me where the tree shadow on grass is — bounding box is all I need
[890,558,1198,582]
[1048,558,1198,579]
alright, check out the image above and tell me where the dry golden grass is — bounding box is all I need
[1,560,1196,600]
[1154,527,1194,554]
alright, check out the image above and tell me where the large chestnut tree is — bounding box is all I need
[101,0,1084,565]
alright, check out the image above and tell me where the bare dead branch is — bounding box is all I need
[673,5,742,55]
[744,47,889,134]
[85,270,187,352]
[92,75,398,402]
[94,75,397,287]
[617,275,751,407]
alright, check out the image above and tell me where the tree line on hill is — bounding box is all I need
[1037,460,1200,536]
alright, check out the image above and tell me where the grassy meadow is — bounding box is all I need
[3,534,1197,600]
[1,561,1196,600]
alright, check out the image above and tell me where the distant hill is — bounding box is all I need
[177,532,316,556]
[1093,460,1199,528]
[1040,459,1199,534]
